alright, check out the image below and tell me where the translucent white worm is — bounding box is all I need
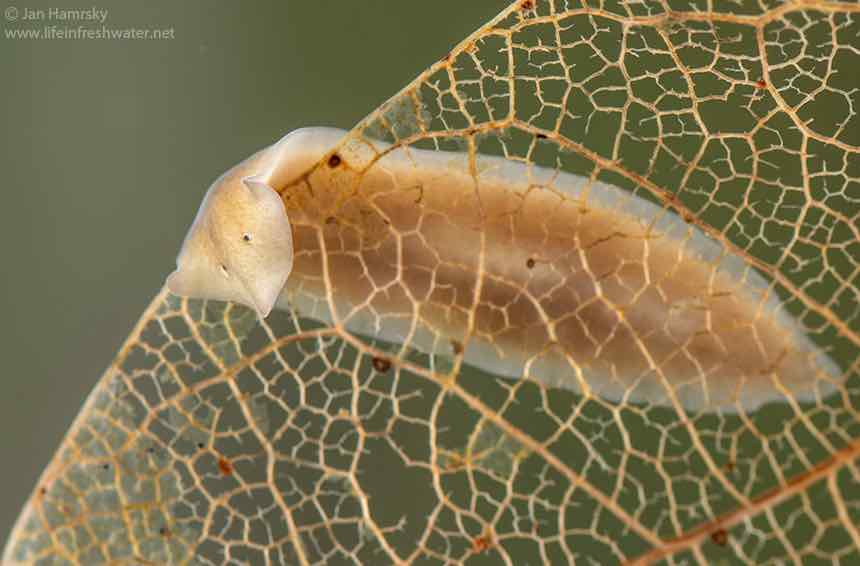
[167,127,840,412]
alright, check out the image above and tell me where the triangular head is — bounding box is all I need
[165,174,293,318]
[166,127,345,317]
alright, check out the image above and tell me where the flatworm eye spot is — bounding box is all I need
[328,153,342,168]
[242,232,252,242]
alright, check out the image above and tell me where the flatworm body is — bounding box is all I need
[168,128,839,412]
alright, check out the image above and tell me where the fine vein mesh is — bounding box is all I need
[4,1,859,564]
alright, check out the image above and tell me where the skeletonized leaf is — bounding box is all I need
[4,1,858,564]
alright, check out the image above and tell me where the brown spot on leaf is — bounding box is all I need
[711,528,728,547]
[536,133,547,139]
[372,356,391,373]
[217,457,233,476]
[328,153,342,168]
[446,453,465,471]
[451,340,464,355]
[756,79,767,89]
[158,526,171,538]
[526,258,536,269]
[521,0,534,10]
[472,532,494,553]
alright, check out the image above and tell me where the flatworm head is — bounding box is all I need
[166,128,346,317]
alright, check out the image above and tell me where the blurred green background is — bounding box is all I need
[0,0,502,539]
